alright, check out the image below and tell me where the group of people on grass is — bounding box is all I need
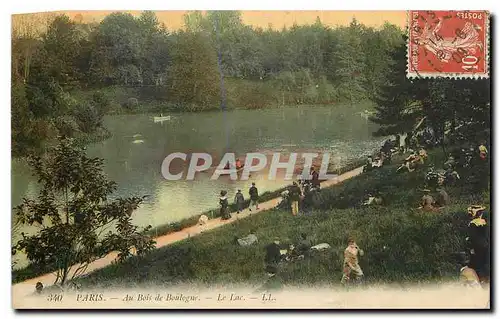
[257,234,364,290]
[214,135,490,291]
[357,135,491,288]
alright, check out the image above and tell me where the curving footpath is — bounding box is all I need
[12,166,364,299]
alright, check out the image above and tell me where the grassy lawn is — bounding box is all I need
[71,149,490,289]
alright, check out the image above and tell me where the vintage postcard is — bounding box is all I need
[11,9,491,310]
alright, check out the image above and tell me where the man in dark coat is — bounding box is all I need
[466,205,490,282]
[249,183,259,211]
[265,238,282,267]
[234,189,245,213]
[219,190,231,220]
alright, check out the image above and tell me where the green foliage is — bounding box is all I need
[371,37,491,150]
[73,103,103,134]
[167,31,220,109]
[371,39,421,136]
[52,116,80,138]
[11,81,49,157]
[12,139,155,286]
[42,15,86,87]
[12,10,489,159]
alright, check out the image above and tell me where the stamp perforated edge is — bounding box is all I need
[405,10,490,79]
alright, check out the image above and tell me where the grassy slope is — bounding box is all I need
[72,150,490,289]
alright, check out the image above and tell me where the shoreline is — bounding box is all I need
[12,165,365,298]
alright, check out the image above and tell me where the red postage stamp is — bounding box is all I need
[407,10,489,79]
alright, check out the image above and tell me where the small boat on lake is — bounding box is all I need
[356,110,375,120]
[219,159,245,175]
[218,166,245,175]
[153,115,171,123]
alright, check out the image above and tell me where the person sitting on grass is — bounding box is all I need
[198,214,209,233]
[478,142,488,160]
[397,153,419,173]
[419,148,428,164]
[363,191,383,206]
[364,155,374,172]
[418,189,441,212]
[445,154,457,169]
[295,233,313,257]
[265,237,282,269]
[435,187,450,207]
[35,282,43,294]
[456,252,481,288]
[372,155,383,168]
[235,229,258,247]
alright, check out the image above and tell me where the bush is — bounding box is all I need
[123,97,139,110]
[52,116,79,138]
[73,102,103,134]
[228,80,277,109]
[91,91,112,115]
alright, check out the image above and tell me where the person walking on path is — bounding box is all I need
[234,189,245,214]
[289,181,302,216]
[249,183,259,211]
[219,190,231,220]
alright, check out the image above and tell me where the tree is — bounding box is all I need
[73,102,103,134]
[137,11,170,86]
[167,31,220,109]
[42,14,86,87]
[361,24,404,99]
[12,13,54,83]
[371,39,422,136]
[333,20,368,104]
[11,80,49,157]
[89,12,142,85]
[13,139,155,286]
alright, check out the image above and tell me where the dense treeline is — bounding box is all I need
[11,11,404,157]
[371,39,491,149]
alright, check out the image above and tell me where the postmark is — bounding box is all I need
[407,10,489,79]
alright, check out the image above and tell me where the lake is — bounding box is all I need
[11,105,384,268]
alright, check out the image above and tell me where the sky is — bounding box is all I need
[12,10,407,32]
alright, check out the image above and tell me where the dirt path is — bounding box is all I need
[12,166,364,298]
